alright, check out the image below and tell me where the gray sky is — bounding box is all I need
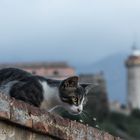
[0,0,140,64]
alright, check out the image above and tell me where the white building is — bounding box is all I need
[125,47,140,109]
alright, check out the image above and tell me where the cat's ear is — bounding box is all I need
[60,76,79,90]
[81,83,98,94]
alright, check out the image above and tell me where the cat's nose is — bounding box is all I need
[77,108,82,113]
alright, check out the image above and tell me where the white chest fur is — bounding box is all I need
[39,81,62,112]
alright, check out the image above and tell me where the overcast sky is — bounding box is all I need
[0,0,140,65]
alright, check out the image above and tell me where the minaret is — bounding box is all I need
[125,46,140,109]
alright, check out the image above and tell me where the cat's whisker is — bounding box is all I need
[80,111,89,122]
[79,114,84,122]
[80,114,87,123]
[82,110,90,116]
[82,110,96,121]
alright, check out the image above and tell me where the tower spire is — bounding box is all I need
[132,32,139,51]
[132,41,137,51]
[131,40,140,57]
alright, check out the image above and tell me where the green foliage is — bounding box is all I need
[131,109,140,119]
[109,112,128,131]
[99,111,140,139]
[99,121,118,136]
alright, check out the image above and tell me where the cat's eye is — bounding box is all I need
[72,96,78,103]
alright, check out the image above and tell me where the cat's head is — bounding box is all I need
[59,76,94,115]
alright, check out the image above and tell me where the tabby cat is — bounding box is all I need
[0,68,92,115]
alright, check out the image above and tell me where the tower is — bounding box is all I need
[126,46,140,109]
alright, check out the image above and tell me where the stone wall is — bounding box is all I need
[0,94,122,140]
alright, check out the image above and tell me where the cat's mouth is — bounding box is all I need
[62,103,83,115]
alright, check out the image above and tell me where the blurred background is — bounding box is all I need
[0,0,140,139]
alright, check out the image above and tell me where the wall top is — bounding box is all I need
[0,93,122,140]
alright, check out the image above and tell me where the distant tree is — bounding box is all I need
[131,109,140,119]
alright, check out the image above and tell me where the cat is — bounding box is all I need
[0,68,93,115]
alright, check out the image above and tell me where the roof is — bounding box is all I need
[126,48,140,66]
[126,56,140,67]
[0,62,73,69]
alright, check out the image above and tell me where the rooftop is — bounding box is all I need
[126,47,140,67]
[0,62,73,69]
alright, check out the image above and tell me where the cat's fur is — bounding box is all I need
[0,68,92,115]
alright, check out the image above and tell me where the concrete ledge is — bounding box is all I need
[0,94,122,140]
